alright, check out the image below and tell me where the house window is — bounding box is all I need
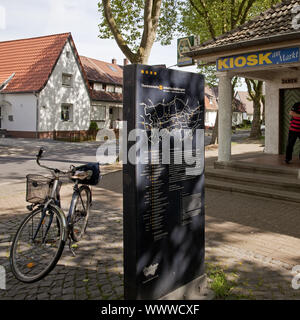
[61,104,73,122]
[115,86,122,93]
[106,85,115,93]
[93,83,104,91]
[66,51,70,58]
[62,73,73,87]
[92,105,106,121]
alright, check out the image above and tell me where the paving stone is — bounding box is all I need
[2,142,300,300]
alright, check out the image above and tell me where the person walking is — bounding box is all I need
[285,101,300,164]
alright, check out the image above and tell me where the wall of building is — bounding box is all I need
[205,110,217,128]
[265,70,300,154]
[91,100,122,129]
[0,93,37,133]
[38,40,90,133]
[232,112,244,126]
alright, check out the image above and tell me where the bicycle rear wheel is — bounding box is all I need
[71,185,91,242]
[10,205,66,283]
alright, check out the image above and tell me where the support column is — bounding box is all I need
[217,72,232,162]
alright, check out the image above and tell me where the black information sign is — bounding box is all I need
[123,65,205,300]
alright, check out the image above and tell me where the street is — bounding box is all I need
[0,130,251,185]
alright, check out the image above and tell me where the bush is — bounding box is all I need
[89,121,98,131]
[242,119,251,126]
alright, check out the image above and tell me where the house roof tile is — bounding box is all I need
[91,90,122,103]
[80,56,123,85]
[237,91,254,114]
[0,33,71,93]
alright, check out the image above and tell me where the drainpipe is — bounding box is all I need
[34,92,39,139]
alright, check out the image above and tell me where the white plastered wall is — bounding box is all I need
[38,40,90,132]
[0,93,37,131]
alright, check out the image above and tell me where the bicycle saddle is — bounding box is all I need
[71,170,92,180]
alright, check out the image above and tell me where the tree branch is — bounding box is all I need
[245,78,255,100]
[140,0,153,49]
[152,0,162,31]
[137,0,162,63]
[234,0,247,27]
[102,0,135,62]
[240,0,257,25]
[189,0,216,39]
[230,0,235,29]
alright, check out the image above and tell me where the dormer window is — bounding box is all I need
[94,83,105,91]
[62,73,72,87]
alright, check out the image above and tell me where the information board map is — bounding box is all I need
[123,65,205,300]
[139,96,202,137]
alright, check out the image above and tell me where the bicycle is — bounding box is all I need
[9,147,100,283]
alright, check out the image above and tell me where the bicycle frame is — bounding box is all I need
[31,150,84,244]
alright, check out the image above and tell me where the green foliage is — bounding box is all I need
[180,0,282,86]
[198,64,218,87]
[180,0,282,43]
[206,264,234,299]
[89,121,99,131]
[98,0,184,52]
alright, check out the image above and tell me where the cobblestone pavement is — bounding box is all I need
[205,190,300,300]
[1,173,300,300]
[1,140,300,300]
[0,170,123,300]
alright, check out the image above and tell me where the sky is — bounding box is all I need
[0,0,246,89]
[0,0,197,70]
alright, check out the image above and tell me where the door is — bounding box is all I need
[280,88,300,155]
[0,106,2,129]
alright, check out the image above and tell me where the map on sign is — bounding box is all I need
[139,97,203,142]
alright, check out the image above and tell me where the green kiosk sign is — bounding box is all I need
[177,36,195,67]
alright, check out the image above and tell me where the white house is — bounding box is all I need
[204,86,218,128]
[0,33,90,139]
[236,91,256,122]
[204,86,246,129]
[80,56,125,130]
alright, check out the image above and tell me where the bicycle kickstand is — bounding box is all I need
[68,237,76,257]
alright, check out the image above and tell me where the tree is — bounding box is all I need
[180,0,281,143]
[245,79,264,139]
[98,0,183,64]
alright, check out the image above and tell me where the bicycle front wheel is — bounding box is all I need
[71,185,91,242]
[10,205,66,283]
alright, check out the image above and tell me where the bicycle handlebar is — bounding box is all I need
[36,147,73,176]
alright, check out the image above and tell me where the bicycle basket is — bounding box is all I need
[71,163,100,186]
[26,174,53,204]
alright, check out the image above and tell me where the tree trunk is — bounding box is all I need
[102,0,161,65]
[261,95,265,125]
[250,98,261,139]
[210,111,218,144]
